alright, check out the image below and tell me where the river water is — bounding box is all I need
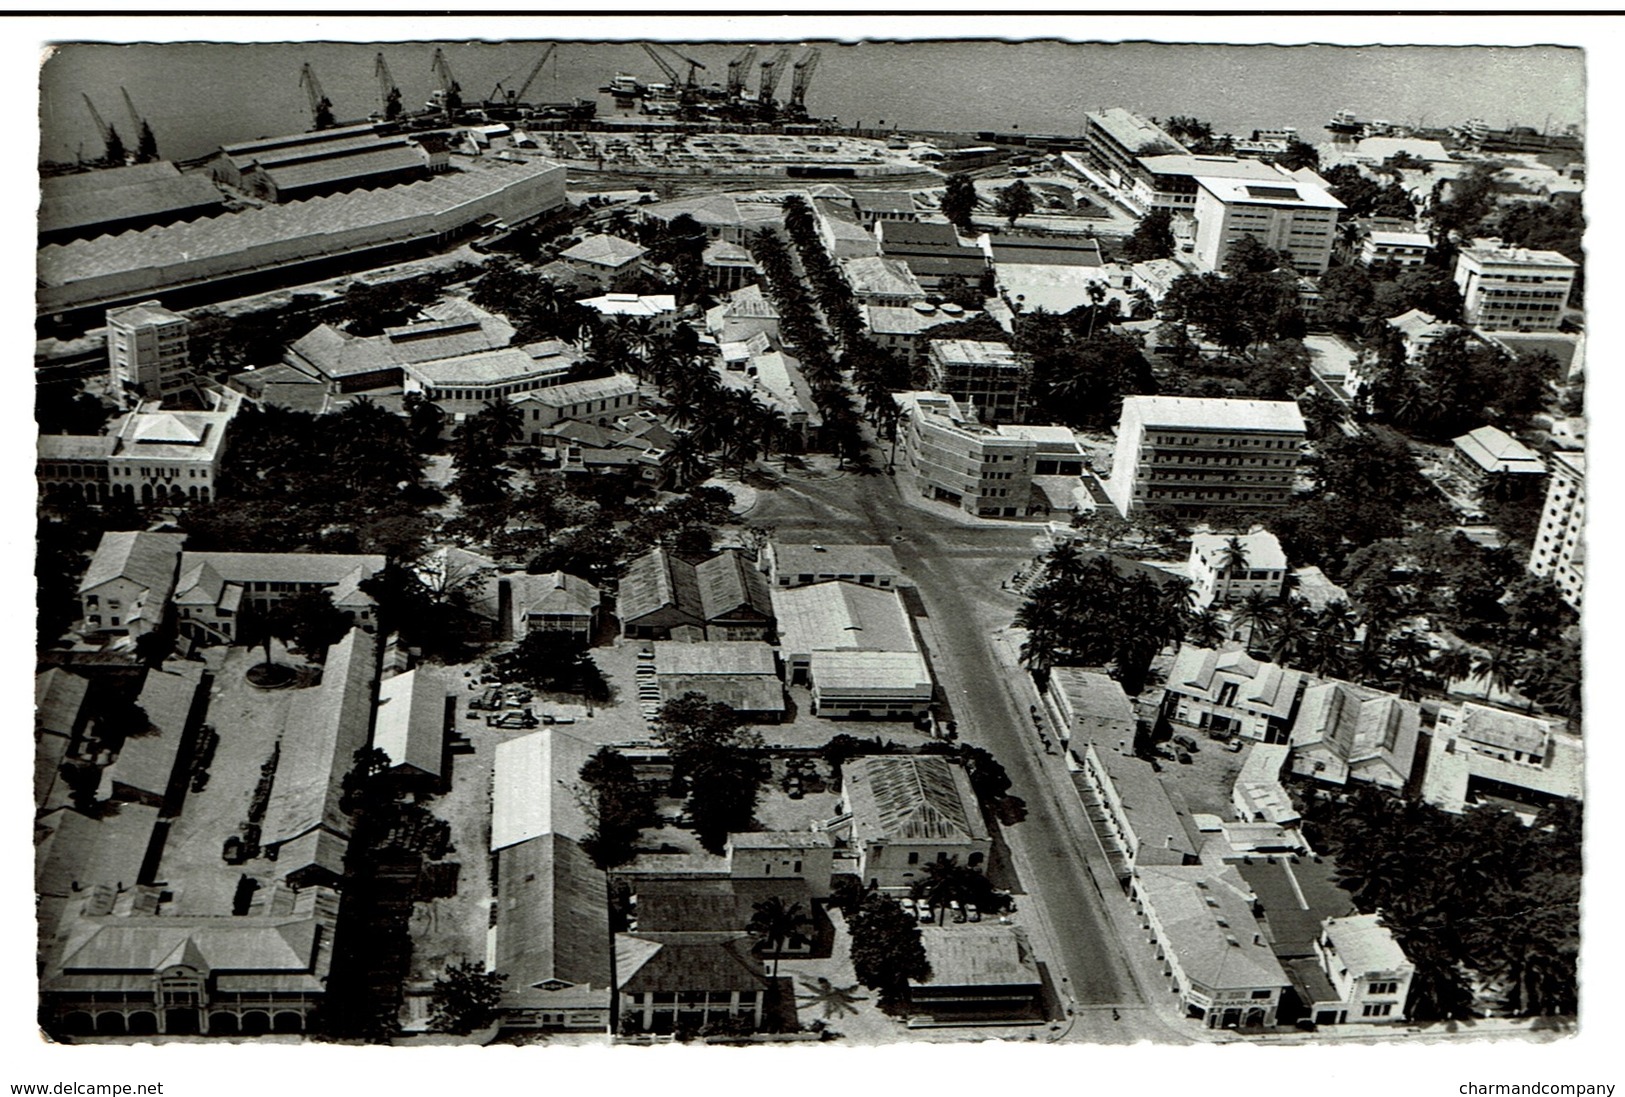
[39,39,1584,166]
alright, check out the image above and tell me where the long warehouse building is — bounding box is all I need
[38,155,566,319]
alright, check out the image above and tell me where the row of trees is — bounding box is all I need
[1362,325,1557,441]
[1300,787,1580,1020]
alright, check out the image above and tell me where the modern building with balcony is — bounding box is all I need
[1453,239,1577,331]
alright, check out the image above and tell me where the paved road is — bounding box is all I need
[750,464,1186,1042]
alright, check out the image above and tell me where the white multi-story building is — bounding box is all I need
[893,392,1084,519]
[1129,154,1302,217]
[1528,449,1584,609]
[1187,530,1288,607]
[1311,914,1416,1024]
[106,301,192,406]
[1106,396,1306,518]
[1192,176,1344,275]
[1453,239,1577,331]
[37,389,241,507]
[1357,228,1432,269]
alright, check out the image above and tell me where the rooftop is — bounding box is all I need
[516,372,637,407]
[561,233,647,268]
[40,161,224,238]
[770,541,904,581]
[78,530,186,598]
[1049,666,1135,729]
[913,925,1040,989]
[372,668,451,779]
[654,641,777,677]
[579,293,678,319]
[491,727,603,851]
[1452,425,1545,474]
[773,582,919,654]
[1459,238,1578,269]
[406,347,564,387]
[929,339,1021,368]
[844,755,988,846]
[258,142,427,195]
[1233,855,1356,960]
[1322,913,1411,974]
[1135,864,1286,991]
[1087,108,1189,157]
[1194,176,1344,210]
[1137,153,1289,181]
[842,256,926,299]
[1191,530,1288,573]
[1121,395,1307,434]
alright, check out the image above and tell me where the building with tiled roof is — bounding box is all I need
[1162,645,1308,745]
[1132,863,1288,1029]
[174,550,384,645]
[40,161,226,246]
[843,256,927,309]
[614,932,770,1035]
[772,581,932,719]
[260,630,377,887]
[505,570,601,642]
[34,803,163,946]
[77,531,186,639]
[39,389,241,509]
[619,548,773,642]
[1290,680,1421,791]
[559,233,648,290]
[840,755,989,890]
[39,883,340,1038]
[1420,702,1582,815]
[1231,743,1300,827]
[705,283,782,343]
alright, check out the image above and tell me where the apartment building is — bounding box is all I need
[1082,108,1188,194]
[1453,239,1577,331]
[1528,449,1584,609]
[1106,396,1306,518]
[1187,530,1288,607]
[925,339,1029,424]
[1357,228,1433,270]
[106,301,193,406]
[1192,176,1344,275]
[1128,154,1295,217]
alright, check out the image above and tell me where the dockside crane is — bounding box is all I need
[757,47,791,112]
[81,94,126,165]
[429,47,463,115]
[787,47,821,116]
[726,45,757,100]
[119,86,158,162]
[300,62,337,130]
[639,42,683,94]
[495,43,556,110]
[375,52,403,121]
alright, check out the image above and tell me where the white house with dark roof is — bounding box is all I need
[1290,680,1421,791]
[1132,863,1288,1029]
[839,755,990,890]
[1162,646,1308,744]
[77,531,187,638]
[504,570,602,642]
[173,551,384,645]
[1311,913,1415,1024]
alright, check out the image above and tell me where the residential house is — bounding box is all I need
[558,233,648,291]
[1384,308,1456,361]
[1105,395,1306,518]
[259,630,377,887]
[173,551,384,645]
[77,531,186,639]
[1187,530,1288,608]
[619,548,775,642]
[839,755,990,890]
[614,932,770,1035]
[1528,449,1584,609]
[1162,646,1307,744]
[761,541,905,590]
[772,582,932,719]
[489,727,614,1032]
[505,570,602,642]
[1131,864,1288,1029]
[579,292,681,334]
[1289,679,1422,790]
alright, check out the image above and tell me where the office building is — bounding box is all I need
[1106,396,1306,517]
[1192,177,1343,275]
[1453,239,1577,331]
[1528,449,1584,608]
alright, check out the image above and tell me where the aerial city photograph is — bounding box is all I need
[28,19,1590,1063]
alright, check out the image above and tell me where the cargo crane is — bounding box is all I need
[726,45,758,101]
[300,62,337,130]
[756,47,791,115]
[120,86,158,162]
[374,52,403,121]
[81,93,127,165]
[787,47,820,117]
[429,47,463,116]
[487,43,556,116]
[639,42,684,105]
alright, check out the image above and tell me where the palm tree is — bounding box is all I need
[911,858,965,925]
[476,399,525,447]
[1430,642,1478,693]
[1213,534,1251,604]
[1085,280,1109,338]
[1267,600,1315,666]
[1471,642,1523,706]
[1186,607,1228,649]
[746,896,814,981]
[1384,630,1433,699]
[1232,588,1277,654]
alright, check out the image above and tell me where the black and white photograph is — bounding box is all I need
[15,10,1615,1090]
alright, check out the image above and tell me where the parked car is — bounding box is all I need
[1177,751,1193,765]
[899,897,918,918]
[1225,739,1246,753]
[949,900,966,924]
[966,903,981,923]
[917,902,935,924]
[1173,734,1199,753]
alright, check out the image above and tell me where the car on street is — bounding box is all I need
[949,900,966,923]
[917,902,935,924]
[1173,734,1199,752]
[1177,751,1193,765]
[1226,739,1246,753]
[899,897,917,918]
[966,903,980,922]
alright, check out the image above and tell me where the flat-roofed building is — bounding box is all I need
[1106,395,1306,517]
[1082,108,1188,194]
[1047,667,1135,749]
[1128,154,1294,217]
[910,925,1043,1022]
[1311,914,1415,1024]
[772,582,932,719]
[1453,239,1577,331]
[1358,228,1432,269]
[1421,702,1582,815]
[725,832,834,898]
[106,301,192,406]
[578,292,680,332]
[173,551,384,644]
[762,542,905,591]
[1289,680,1421,791]
[1528,449,1584,608]
[894,391,1069,519]
[1188,530,1288,608]
[1131,864,1287,1029]
[1192,176,1344,275]
[1232,854,1362,1027]
[840,755,990,890]
[1163,646,1307,745]
[926,339,1028,424]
